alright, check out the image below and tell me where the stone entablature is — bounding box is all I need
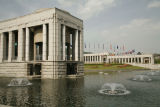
[0,8,83,32]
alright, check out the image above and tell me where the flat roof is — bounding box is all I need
[0,7,82,24]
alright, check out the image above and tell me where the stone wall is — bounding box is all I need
[42,61,84,79]
[131,63,160,70]
[0,62,27,77]
[41,61,66,79]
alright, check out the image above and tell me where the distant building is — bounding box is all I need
[84,52,155,64]
[0,8,84,79]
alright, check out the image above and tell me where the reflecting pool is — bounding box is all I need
[0,70,160,107]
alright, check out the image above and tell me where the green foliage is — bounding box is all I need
[84,64,146,70]
[155,59,160,64]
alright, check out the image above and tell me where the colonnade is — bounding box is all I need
[84,53,155,64]
[108,57,153,64]
[84,55,102,63]
[0,22,81,62]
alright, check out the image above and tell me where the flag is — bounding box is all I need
[132,49,135,53]
[103,44,104,49]
[123,45,125,51]
[110,44,112,50]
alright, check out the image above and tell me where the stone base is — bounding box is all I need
[0,62,27,77]
[0,61,84,79]
[42,61,84,79]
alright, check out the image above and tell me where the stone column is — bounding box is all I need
[43,24,47,60]
[141,57,143,64]
[123,58,124,63]
[125,58,127,63]
[135,58,137,63]
[151,55,154,64]
[8,31,13,62]
[137,58,139,63]
[118,58,120,64]
[75,29,78,61]
[100,56,102,63]
[48,22,54,61]
[18,28,24,61]
[25,27,30,61]
[62,25,66,60]
[80,30,83,61]
[0,33,4,62]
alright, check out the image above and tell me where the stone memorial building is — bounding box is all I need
[0,8,84,79]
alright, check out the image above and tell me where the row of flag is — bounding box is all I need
[109,49,135,56]
[84,43,136,55]
[84,43,125,51]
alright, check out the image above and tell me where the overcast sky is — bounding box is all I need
[0,0,160,54]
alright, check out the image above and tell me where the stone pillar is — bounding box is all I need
[135,58,137,63]
[100,56,102,63]
[43,24,47,60]
[62,25,66,60]
[8,31,13,62]
[125,58,127,63]
[48,22,54,61]
[137,57,139,63]
[18,28,24,61]
[118,58,120,64]
[0,33,4,62]
[151,55,154,64]
[25,27,30,61]
[75,29,78,61]
[80,30,83,61]
[133,58,135,63]
[141,57,143,64]
[121,58,123,64]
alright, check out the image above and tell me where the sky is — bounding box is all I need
[0,0,160,54]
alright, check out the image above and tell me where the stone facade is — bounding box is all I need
[84,52,155,65]
[0,8,84,79]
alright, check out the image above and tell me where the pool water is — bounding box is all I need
[0,70,160,107]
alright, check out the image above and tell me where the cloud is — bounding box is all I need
[101,19,160,53]
[57,0,76,7]
[102,19,160,38]
[148,1,160,8]
[78,0,116,20]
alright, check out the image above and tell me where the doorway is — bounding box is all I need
[35,42,42,60]
[67,63,77,75]
[34,64,41,75]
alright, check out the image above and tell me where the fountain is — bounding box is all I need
[146,71,160,76]
[99,72,103,74]
[8,78,32,86]
[98,83,130,95]
[132,75,152,82]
